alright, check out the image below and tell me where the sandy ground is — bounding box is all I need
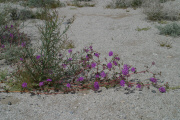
[0,0,180,120]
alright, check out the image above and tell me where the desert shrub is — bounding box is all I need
[142,0,180,21]
[26,0,64,8]
[106,0,143,9]
[0,22,31,64]
[7,8,77,91]
[8,8,36,20]
[68,0,95,7]
[156,22,180,37]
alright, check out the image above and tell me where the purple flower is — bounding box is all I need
[136,84,141,88]
[91,62,96,68]
[36,55,41,60]
[86,55,89,60]
[109,51,113,56]
[77,77,84,82]
[159,87,166,93]
[20,58,23,61]
[46,79,52,82]
[11,25,13,28]
[5,25,7,29]
[67,83,71,88]
[22,82,27,88]
[131,67,136,72]
[39,82,44,86]
[94,82,99,90]
[62,64,67,68]
[1,44,5,48]
[89,46,93,51]
[68,58,72,61]
[122,68,129,76]
[3,36,5,39]
[87,64,91,69]
[100,71,106,78]
[10,33,13,38]
[120,80,125,87]
[150,78,157,83]
[152,61,155,65]
[21,42,26,47]
[94,53,99,58]
[107,62,112,69]
[95,74,99,78]
[84,48,89,53]
[115,57,120,61]
[113,61,117,66]
[68,49,72,53]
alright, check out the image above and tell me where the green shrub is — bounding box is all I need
[106,0,143,9]
[68,0,95,7]
[142,0,180,21]
[27,0,64,8]
[156,22,180,37]
[8,8,77,91]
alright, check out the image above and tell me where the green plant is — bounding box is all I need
[8,8,77,92]
[106,0,143,9]
[142,0,180,21]
[67,0,95,7]
[156,22,180,37]
[136,27,151,31]
[157,40,172,49]
[0,69,8,83]
[26,0,64,8]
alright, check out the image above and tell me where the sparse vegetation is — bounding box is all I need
[106,0,143,9]
[67,0,95,7]
[157,40,172,49]
[136,27,151,31]
[156,22,180,37]
[142,0,180,21]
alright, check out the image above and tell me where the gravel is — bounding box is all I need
[1,0,180,119]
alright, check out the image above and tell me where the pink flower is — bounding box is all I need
[77,77,84,82]
[94,53,99,58]
[107,62,112,69]
[131,67,136,72]
[68,49,72,53]
[94,82,99,90]
[113,61,118,66]
[36,55,41,60]
[67,83,71,88]
[39,82,44,86]
[109,51,113,56]
[46,79,52,82]
[22,82,27,88]
[100,71,106,78]
[91,62,96,68]
[120,80,125,87]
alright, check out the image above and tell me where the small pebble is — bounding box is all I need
[151,90,156,93]
[8,101,12,105]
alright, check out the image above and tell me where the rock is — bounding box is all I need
[151,90,156,93]
[8,101,12,105]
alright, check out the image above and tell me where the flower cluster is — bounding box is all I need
[20,47,168,94]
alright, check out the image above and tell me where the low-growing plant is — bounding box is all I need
[26,0,64,8]
[0,69,8,83]
[106,0,143,9]
[0,1,173,95]
[157,40,172,49]
[0,22,31,64]
[142,0,180,21]
[136,27,151,31]
[67,0,95,7]
[156,22,180,37]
